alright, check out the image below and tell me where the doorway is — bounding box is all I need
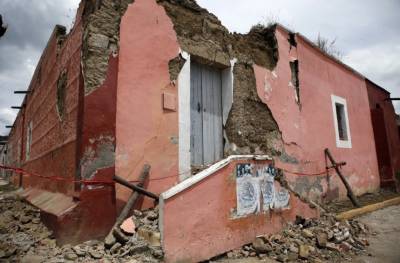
[190,61,223,167]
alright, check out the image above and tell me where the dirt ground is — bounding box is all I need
[324,188,399,214]
[349,205,400,263]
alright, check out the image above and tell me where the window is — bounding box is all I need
[331,95,351,148]
[26,121,33,160]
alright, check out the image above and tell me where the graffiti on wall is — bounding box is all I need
[236,163,290,217]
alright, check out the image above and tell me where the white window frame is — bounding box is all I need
[331,95,352,148]
[26,121,33,160]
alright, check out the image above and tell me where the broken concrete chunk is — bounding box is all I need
[298,244,311,259]
[88,248,103,259]
[301,229,314,239]
[316,232,328,248]
[252,237,272,254]
[120,217,136,235]
[137,227,161,247]
[104,233,117,249]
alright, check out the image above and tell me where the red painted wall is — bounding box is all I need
[116,0,180,208]
[7,7,84,195]
[366,80,400,185]
[161,158,319,263]
[254,27,380,201]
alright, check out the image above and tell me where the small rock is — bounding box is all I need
[339,241,353,252]
[133,210,143,217]
[137,227,161,247]
[301,229,314,239]
[150,246,164,259]
[298,244,311,259]
[316,232,328,248]
[289,244,299,253]
[110,242,122,254]
[20,255,45,263]
[146,211,158,221]
[130,242,150,254]
[287,251,298,261]
[326,242,340,252]
[120,217,136,235]
[104,233,117,248]
[88,248,103,259]
[64,252,78,261]
[0,246,16,258]
[72,246,86,257]
[252,237,272,254]
[32,218,41,224]
[20,215,32,224]
[113,228,130,244]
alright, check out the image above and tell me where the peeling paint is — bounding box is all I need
[80,136,115,180]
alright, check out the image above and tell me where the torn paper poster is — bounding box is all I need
[236,164,260,216]
[273,183,290,209]
[260,171,275,210]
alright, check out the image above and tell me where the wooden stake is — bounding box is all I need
[325,148,360,207]
[105,164,151,244]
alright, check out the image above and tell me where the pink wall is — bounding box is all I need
[116,0,181,208]
[254,27,380,200]
[161,159,319,263]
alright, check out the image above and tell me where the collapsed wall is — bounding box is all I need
[158,0,291,160]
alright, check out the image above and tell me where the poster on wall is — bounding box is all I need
[236,164,260,216]
[259,167,275,210]
[273,184,290,209]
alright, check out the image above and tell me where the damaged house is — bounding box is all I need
[3,0,400,262]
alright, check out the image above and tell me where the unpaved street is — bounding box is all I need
[351,205,400,263]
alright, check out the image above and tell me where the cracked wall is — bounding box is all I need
[158,0,290,161]
[82,0,135,95]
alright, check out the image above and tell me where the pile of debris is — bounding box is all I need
[0,191,162,262]
[222,213,370,262]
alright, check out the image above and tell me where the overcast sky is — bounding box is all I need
[0,0,399,136]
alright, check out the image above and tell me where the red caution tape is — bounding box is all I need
[0,164,114,185]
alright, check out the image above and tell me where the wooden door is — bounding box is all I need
[190,62,223,167]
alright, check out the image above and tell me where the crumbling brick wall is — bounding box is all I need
[158,0,290,160]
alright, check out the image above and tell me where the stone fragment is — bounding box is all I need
[72,245,86,257]
[64,252,78,261]
[104,233,117,248]
[133,210,143,217]
[120,217,136,235]
[287,251,298,261]
[326,242,340,252]
[130,242,150,254]
[110,242,122,254]
[113,228,130,244]
[146,211,158,221]
[316,232,328,248]
[137,227,161,247]
[20,255,44,263]
[20,215,31,224]
[301,229,314,239]
[298,244,311,259]
[252,237,272,254]
[88,248,103,259]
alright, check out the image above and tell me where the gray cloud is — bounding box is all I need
[0,0,79,135]
[0,0,399,136]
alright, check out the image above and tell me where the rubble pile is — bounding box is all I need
[224,214,370,263]
[0,191,162,263]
